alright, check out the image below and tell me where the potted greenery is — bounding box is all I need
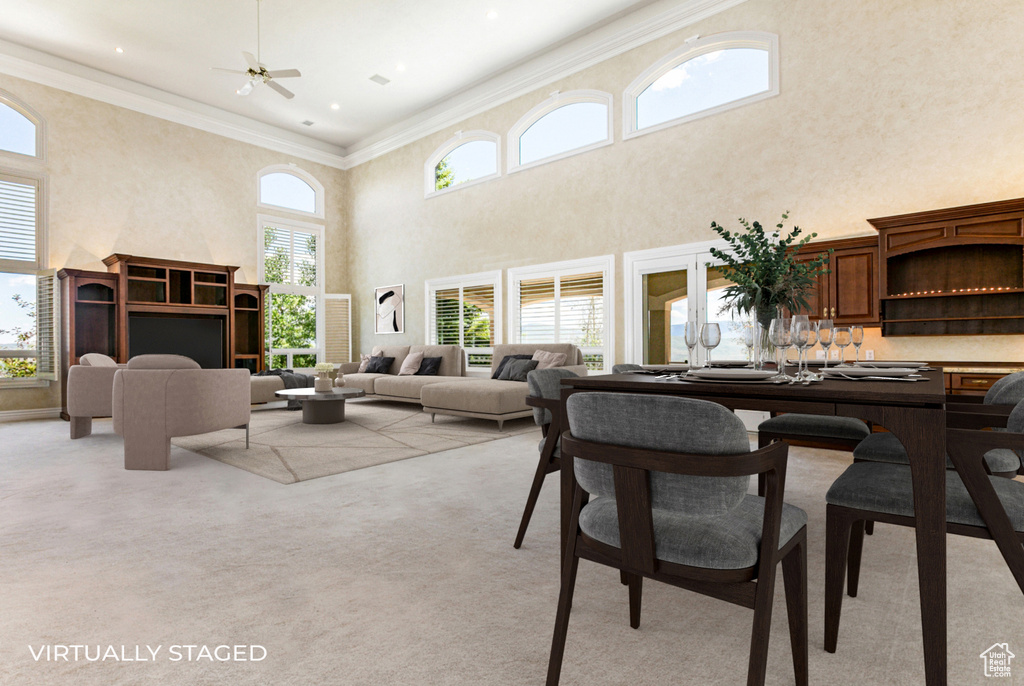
[707,212,831,366]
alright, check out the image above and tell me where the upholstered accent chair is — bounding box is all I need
[112,355,250,470]
[513,368,578,549]
[823,398,1024,653]
[66,353,125,439]
[611,363,643,374]
[548,392,808,686]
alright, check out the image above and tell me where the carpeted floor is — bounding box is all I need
[1,416,1022,685]
[172,399,535,483]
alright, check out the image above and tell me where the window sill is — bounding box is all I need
[0,378,50,389]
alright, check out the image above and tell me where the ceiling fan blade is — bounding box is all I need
[266,68,301,79]
[266,80,295,99]
[237,80,255,96]
[242,51,260,71]
[211,67,246,74]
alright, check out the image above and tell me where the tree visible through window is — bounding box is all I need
[262,223,320,369]
[0,273,36,377]
[432,137,499,193]
[432,280,497,368]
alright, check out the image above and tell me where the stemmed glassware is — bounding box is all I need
[833,326,852,367]
[817,319,834,369]
[684,321,700,370]
[768,317,793,382]
[742,321,756,367]
[792,315,818,382]
[700,322,722,365]
[852,325,864,364]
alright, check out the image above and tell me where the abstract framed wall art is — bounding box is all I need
[374,284,405,334]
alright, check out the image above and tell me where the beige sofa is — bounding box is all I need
[340,343,586,429]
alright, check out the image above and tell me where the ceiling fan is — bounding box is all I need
[212,0,300,99]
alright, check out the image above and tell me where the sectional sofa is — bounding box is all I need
[337,343,588,429]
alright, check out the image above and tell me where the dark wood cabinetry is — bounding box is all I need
[59,255,266,417]
[794,236,880,325]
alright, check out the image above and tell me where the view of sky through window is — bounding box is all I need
[0,103,36,156]
[260,172,316,214]
[0,273,35,349]
[437,140,497,188]
[519,102,607,166]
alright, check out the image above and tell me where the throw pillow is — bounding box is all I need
[365,356,395,374]
[357,353,373,373]
[499,358,538,382]
[532,350,567,369]
[415,356,443,376]
[492,354,532,379]
[398,351,424,376]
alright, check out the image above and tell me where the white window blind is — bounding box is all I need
[426,272,500,369]
[0,175,39,266]
[324,294,352,363]
[34,270,57,379]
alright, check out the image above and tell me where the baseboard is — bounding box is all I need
[0,407,62,422]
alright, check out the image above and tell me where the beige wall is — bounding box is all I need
[0,73,348,412]
[345,0,1024,363]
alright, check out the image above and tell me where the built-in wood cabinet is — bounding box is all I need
[793,236,880,325]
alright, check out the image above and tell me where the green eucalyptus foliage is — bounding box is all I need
[707,212,831,327]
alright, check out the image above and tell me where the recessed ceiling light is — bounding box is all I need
[330,103,340,110]
[114,47,124,53]
[396,63,406,72]
[302,120,314,126]
[486,10,498,19]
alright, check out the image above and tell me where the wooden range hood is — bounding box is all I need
[868,198,1024,336]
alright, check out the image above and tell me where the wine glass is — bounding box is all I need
[833,326,852,367]
[684,321,700,370]
[852,325,865,364]
[792,316,815,381]
[700,322,722,365]
[768,317,792,382]
[742,321,756,367]
[817,319,834,369]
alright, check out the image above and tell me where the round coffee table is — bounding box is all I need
[274,387,366,424]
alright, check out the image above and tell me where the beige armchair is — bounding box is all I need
[112,355,251,471]
[67,353,126,439]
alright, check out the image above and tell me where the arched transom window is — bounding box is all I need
[508,90,613,173]
[424,131,500,198]
[258,165,325,218]
[0,92,44,159]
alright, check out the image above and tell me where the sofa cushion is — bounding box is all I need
[357,353,373,373]
[422,380,531,416]
[499,358,538,382]
[398,351,424,376]
[374,375,476,399]
[371,346,411,375]
[415,357,443,376]
[127,354,201,370]
[492,354,532,379]
[79,352,118,367]
[532,350,567,369]
[342,373,390,394]
[491,343,582,376]
[250,375,285,403]
[409,345,463,377]
[365,356,395,374]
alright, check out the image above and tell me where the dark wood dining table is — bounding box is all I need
[558,370,950,685]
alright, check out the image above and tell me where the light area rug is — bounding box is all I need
[171,399,535,484]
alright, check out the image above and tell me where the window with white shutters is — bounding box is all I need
[426,271,501,370]
[0,174,41,268]
[324,294,352,364]
[509,257,613,372]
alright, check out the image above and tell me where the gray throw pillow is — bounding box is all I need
[499,358,538,382]
[365,356,394,374]
[492,354,532,379]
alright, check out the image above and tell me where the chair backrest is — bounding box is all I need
[527,368,579,426]
[986,370,1024,405]
[127,354,201,370]
[612,364,643,374]
[566,392,751,516]
[79,353,117,367]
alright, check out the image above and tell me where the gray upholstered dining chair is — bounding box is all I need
[547,392,808,686]
[823,398,1024,653]
[757,413,871,452]
[852,370,1024,477]
[513,368,579,549]
[611,363,643,373]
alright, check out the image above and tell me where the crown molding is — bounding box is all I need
[0,40,348,170]
[342,0,747,168]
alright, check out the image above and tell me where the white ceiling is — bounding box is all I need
[0,0,658,151]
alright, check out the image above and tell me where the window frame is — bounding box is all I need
[507,255,614,373]
[424,270,503,374]
[424,131,502,199]
[623,31,779,141]
[0,89,45,164]
[257,164,325,219]
[507,90,614,174]
[257,213,326,369]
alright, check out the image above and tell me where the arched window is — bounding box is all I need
[0,90,44,160]
[424,131,500,198]
[508,90,613,173]
[257,164,324,218]
[624,32,778,139]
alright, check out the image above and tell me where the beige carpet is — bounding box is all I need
[171,399,535,484]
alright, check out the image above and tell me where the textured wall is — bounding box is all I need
[0,74,347,412]
[345,0,1024,363]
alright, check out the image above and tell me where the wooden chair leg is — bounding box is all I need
[619,570,628,585]
[864,520,874,536]
[782,533,808,686]
[546,490,583,686]
[746,560,779,686]
[627,573,643,629]
[514,452,555,549]
[846,520,866,598]
[824,505,853,653]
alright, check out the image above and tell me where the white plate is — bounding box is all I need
[689,368,777,381]
[706,360,751,368]
[823,367,920,378]
[854,361,928,369]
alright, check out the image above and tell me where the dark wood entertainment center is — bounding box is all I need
[58,254,267,418]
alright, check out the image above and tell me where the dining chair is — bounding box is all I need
[612,363,643,373]
[513,368,579,549]
[548,392,808,686]
[823,399,1024,653]
[852,370,1024,477]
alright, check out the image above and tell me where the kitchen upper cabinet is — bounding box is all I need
[795,236,880,325]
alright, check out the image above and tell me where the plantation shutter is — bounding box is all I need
[559,272,604,347]
[324,294,351,363]
[0,174,39,266]
[462,283,495,347]
[518,277,556,343]
[433,287,460,346]
[34,269,57,380]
